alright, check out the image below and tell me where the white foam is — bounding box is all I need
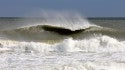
[74,35,125,53]
[0,35,125,70]
[0,35,125,54]
[54,35,125,53]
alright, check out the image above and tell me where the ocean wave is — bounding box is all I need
[1,12,125,70]
[0,24,125,41]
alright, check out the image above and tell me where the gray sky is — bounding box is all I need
[0,0,125,17]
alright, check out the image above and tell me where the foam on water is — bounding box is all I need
[0,35,125,70]
[0,35,125,53]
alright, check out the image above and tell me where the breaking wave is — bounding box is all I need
[0,12,125,70]
[1,24,125,42]
[0,35,125,54]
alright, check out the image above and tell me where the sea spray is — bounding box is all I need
[6,11,96,30]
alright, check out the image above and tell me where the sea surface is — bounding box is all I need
[0,16,125,70]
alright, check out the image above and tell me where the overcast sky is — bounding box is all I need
[0,0,125,17]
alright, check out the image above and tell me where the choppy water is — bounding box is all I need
[0,14,125,70]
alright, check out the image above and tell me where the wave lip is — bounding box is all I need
[41,25,86,35]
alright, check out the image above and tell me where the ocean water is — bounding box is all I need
[0,15,125,70]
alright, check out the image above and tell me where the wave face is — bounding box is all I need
[0,13,125,70]
[1,24,125,42]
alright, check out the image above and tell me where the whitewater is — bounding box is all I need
[0,13,125,70]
